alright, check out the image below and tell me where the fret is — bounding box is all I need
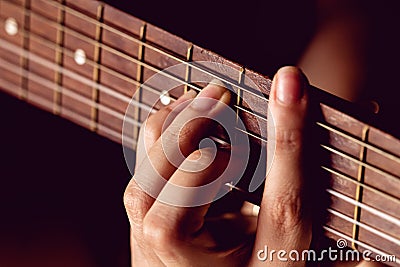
[327,191,400,261]
[53,0,65,115]
[324,225,399,267]
[24,0,62,113]
[89,4,104,131]
[19,0,29,100]
[321,104,368,138]
[130,23,146,148]
[326,165,400,221]
[140,23,190,115]
[99,3,140,132]
[97,4,142,132]
[184,43,193,93]
[100,4,140,99]
[358,213,400,257]
[239,69,270,145]
[1,1,400,263]
[235,67,245,142]
[61,4,98,119]
[366,129,400,195]
[61,32,94,119]
[352,126,369,249]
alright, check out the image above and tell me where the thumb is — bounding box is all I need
[251,66,312,266]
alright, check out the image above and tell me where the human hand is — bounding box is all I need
[123,66,382,266]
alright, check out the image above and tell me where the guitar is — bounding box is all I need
[0,0,398,265]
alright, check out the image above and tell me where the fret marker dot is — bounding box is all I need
[5,18,18,36]
[74,49,86,65]
[160,91,171,105]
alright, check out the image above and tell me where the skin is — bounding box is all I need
[123,66,385,266]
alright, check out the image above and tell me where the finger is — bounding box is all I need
[142,148,238,265]
[136,90,197,167]
[133,82,231,203]
[125,83,230,265]
[251,66,311,266]
[126,91,196,266]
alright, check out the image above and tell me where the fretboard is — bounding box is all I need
[0,0,399,265]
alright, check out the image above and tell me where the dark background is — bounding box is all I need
[1,0,399,266]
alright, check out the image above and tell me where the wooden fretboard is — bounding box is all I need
[0,0,399,265]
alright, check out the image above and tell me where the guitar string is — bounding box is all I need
[321,145,399,185]
[41,0,268,101]
[3,0,400,260]
[322,166,400,205]
[1,37,399,206]
[0,57,143,128]
[0,38,255,146]
[326,208,400,246]
[12,0,400,167]
[5,0,265,104]
[317,122,400,165]
[323,225,400,264]
[327,189,400,227]
[5,69,400,257]
[4,0,400,167]
[0,0,400,211]
[4,78,400,258]
[0,76,137,148]
[225,182,400,254]
[1,46,400,257]
[0,9,264,125]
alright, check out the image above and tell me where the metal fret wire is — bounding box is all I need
[1,8,260,120]
[317,122,400,165]
[0,76,136,148]
[327,189,400,227]
[4,0,400,167]
[327,208,400,246]
[42,0,267,102]
[2,41,400,258]
[2,73,399,261]
[0,0,398,254]
[19,0,30,100]
[323,225,400,264]
[1,3,400,197]
[6,31,400,198]
[322,166,400,205]
[12,0,264,103]
[0,57,141,128]
[0,2,399,205]
[322,145,399,184]
[0,19,400,264]
[10,0,400,168]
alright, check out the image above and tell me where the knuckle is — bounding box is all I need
[164,122,195,146]
[142,119,161,143]
[123,180,150,228]
[273,127,303,154]
[142,215,177,254]
[268,191,304,232]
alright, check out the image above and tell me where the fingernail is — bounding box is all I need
[191,79,229,111]
[168,90,196,109]
[275,67,304,105]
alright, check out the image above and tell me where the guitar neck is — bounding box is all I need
[0,0,399,265]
